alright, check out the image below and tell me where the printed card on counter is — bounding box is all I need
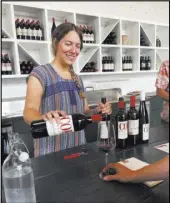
[154,143,169,153]
[119,157,163,187]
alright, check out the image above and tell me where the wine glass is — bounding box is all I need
[97,97,116,167]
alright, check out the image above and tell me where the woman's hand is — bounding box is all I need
[42,110,67,122]
[97,100,112,115]
[101,162,135,183]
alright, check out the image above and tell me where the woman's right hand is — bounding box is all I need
[42,110,68,123]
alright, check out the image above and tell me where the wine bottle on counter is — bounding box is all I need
[139,91,149,144]
[31,113,104,139]
[127,95,140,146]
[115,99,128,149]
[4,54,12,75]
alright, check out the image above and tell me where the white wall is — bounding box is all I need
[2,1,169,101]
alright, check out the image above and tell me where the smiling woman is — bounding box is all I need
[23,22,112,157]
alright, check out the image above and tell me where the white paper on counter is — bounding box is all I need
[154,143,169,153]
[119,157,163,187]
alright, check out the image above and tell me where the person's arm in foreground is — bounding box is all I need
[156,87,169,101]
[102,155,169,183]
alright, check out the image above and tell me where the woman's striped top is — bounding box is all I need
[29,63,86,157]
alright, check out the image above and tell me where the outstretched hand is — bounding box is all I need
[102,162,134,183]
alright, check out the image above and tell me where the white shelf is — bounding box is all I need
[2,38,15,42]
[1,2,169,78]
[2,75,29,79]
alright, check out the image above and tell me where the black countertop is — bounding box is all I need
[2,125,169,203]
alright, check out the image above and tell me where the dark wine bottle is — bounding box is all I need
[146,56,151,70]
[4,54,12,75]
[20,19,26,40]
[30,20,36,40]
[127,95,139,146]
[1,54,6,75]
[25,20,31,40]
[15,18,21,39]
[51,18,56,37]
[139,91,149,144]
[31,113,103,139]
[115,99,128,149]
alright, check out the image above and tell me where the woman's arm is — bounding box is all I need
[23,76,43,125]
[102,155,169,183]
[156,87,169,101]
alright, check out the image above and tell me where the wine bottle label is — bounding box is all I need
[38,29,42,37]
[46,116,74,136]
[6,63,12,71]
[83,34,86,42]
[118,121,128,139]
[128,119,139,135]
[23,28,27,36]
[2,63,6,71]
[112,63,114,71]
[122,63,124,70]
[142,124,149,140]
[33,29,37,37]
[91,34,94,42]
[16,27,21,35]
[142,62,145,68]
[85,34,88,42]
[28,28,32,36]
[99,121,109,139]
[88,33,91,42]
[147,62,151,68]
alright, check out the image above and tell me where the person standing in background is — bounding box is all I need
[155,60,169,123]
[23,22,112,157]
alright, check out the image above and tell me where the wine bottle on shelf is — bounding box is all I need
[139,90,149,144]
[31,113,104,139]
[89,26,94,43]
[16,19,21,39]
[146,56,151,70]
[129,56,133,71]
[20,19,27,40]
[87,26,92,43]
[115,99,128,149]
[30,20,36,40]
[122,56,125,71]
[156,36,161,47]
[20,61,27,74]
[25,19,31,40]
[140,56,146,71]
[83,26,89,43]
[123,56,127,71]
[102,56,105,72]
[51,18,56,37]
[4,54,12,75]
[79,25,86,43]
[111,56,115,72]
[1,54,6,75]
[35,20,43,40]
[127,95,140,146]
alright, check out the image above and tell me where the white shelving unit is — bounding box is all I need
[2,2,169,79]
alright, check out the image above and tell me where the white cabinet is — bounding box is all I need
[2,2,169,79]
